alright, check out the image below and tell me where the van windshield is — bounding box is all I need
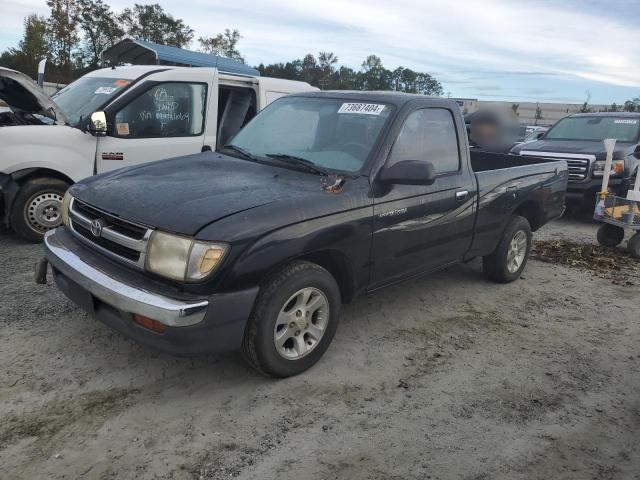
[545,116,640,142]
[228,96,393,172]
[52,77,132,125]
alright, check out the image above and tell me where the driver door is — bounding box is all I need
[96,69,217,173]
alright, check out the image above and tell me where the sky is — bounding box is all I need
[2,0,640,104]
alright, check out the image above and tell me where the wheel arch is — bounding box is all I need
[512,199,544,231]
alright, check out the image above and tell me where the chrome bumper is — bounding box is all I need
[43,229,208,327]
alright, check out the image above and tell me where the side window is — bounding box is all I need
[114,82,206,138]
[216,86,257,146]
[388,108,460,174]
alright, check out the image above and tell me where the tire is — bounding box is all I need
[482,215,532,283]
[628,233,640,259]
[10,178,70,243]
[242,261,341,378]
[597,223,625,247]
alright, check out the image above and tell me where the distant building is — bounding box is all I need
[452,98,610,126]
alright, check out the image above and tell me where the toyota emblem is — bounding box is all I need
[90,219,105,237]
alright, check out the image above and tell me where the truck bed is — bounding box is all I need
[466,148,568,260]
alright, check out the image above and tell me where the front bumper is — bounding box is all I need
[566,177,627,204]
[43,228,259,356]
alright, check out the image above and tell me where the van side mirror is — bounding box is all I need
[88,111,107,136]
[535,131,545,140]
[379,160,437,186]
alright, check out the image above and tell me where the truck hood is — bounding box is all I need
[71,153,366,236]
[514,139,634,159]
[0,68,68,124]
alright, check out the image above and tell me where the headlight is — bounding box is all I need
[145,230,228,282]
[593,159,624,176]
[61,191,72,227]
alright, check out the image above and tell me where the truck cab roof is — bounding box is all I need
[287,90,456,108]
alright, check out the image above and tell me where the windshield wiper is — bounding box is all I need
[265,153,328,175]
[219,144,260,162]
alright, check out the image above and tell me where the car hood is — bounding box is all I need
[71,153,367,236]
[514,139,634,159]
[0,68,68,124]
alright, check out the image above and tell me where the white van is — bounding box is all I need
[0,65,317,241]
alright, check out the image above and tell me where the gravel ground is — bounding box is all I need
[1,215,639,480]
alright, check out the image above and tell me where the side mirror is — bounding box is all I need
[88,111,107,136]
[535,131,545,140]
[379,160,437,186]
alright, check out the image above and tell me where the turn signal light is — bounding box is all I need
[133,314,167,333]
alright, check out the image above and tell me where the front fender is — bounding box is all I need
[213,206,374,297]
[0,125,96,181]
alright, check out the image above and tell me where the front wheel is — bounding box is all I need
[242,261,341,377]
[597,223,625,247]
[10,178,70,243]
[482,215,532,283]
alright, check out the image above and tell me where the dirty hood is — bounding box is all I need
[71,153,362,236]
[0,67,68,124]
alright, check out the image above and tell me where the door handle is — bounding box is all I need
[455,190,469,201]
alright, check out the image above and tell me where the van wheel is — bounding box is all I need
[482,215,532,283]
[10,178,70,243]
[242,261,341,377]
[596,224,624,247]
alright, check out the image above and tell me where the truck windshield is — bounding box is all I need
[544,116,640,142]
[52,77,132,125]
[228,96,393,172]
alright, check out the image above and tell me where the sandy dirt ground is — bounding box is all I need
[1,214,639,480]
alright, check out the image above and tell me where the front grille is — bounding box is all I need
[519,150,595,183]
[69,199,152,268]
[565,158,589,181]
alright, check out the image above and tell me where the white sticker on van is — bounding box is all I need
[338,103,385,115]
[614,119,638,124]
[95,86,117,95]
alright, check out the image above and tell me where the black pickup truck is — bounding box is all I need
[511,112,640,208]
[40,92,568,377]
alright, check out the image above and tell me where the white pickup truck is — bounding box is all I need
[0,65,317,241]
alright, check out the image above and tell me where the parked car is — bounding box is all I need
[39,91,568,377]
[511,113,640,207]
[0,65,316,241]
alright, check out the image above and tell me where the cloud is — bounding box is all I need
[1,0,639,102]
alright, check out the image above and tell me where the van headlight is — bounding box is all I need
[145,230,228,282]
[593,159,624,176]
[61,191,73,227]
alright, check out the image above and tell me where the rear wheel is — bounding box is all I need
[597,223,625,247]
[242,261,341,377]
[628,233,640,259]
[482,215,532,283]
[10,178,69,243]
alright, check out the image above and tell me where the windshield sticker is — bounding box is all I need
[114,79,130,87]
[338,103,386,115]
[614,119,638,124]
[95,86,117,95]
[116,123,130,136]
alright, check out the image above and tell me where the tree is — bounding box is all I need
[360,54,391,90]
[0,15,50,77]
[120,4,193,47]
[46,0,80,80]
[609,102,618,112]
[77,0,124,68]
[534,104,543,125]
[198,29,243,61]
[579,90,592,113]
[511,103,520,116]
[317,51,338,89]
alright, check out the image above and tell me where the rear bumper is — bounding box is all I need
[43,228,258,356]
